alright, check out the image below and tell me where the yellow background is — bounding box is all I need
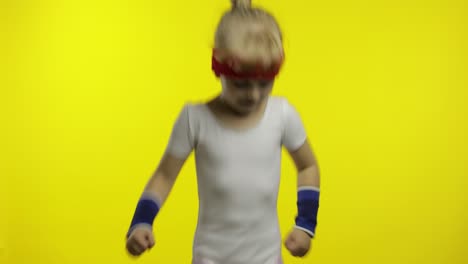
[1,0,467,263]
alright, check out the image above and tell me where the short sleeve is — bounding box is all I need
[281,98,307,152]
[165,104,196,159]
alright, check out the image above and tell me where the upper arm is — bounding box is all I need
[281,98,307,152]
[288,140,317,171]
[280,98,317,170]
[158,104,197,179]
[165,104,197,160]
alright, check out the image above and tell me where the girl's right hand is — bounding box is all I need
[126,226,155,256]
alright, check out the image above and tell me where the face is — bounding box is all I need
[220,76,274,115]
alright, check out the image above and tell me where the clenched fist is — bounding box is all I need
[126,226,155,257]
[284,228,312,257]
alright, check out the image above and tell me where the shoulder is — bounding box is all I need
[175,100,213,131]
[267,95,296,117]
[178,100,208,118]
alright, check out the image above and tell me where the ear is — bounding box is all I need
[220,75,227,86]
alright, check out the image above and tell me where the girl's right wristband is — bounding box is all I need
[127,192,161,238]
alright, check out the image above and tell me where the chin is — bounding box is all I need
[223,99,257,116]
[236,104,257,114]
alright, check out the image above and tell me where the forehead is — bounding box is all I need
[216,49,282,72]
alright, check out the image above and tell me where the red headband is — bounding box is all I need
[211,49,284,80]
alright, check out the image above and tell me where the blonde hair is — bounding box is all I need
[214,0,284,69]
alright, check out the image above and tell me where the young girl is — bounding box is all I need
[125,0,321,263]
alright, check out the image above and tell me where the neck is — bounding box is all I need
[216,95,267,117]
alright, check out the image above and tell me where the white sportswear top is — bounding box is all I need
[165,96,307,264]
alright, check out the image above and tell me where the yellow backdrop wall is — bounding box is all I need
[1,0,467,263]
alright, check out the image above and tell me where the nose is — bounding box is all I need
[246,87,261,101]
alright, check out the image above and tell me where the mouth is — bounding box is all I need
[238,102,256,108]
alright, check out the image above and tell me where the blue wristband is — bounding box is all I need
[295,186,320,238]
[127,192,161,238]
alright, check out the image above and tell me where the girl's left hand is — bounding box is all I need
[284,228,312,257]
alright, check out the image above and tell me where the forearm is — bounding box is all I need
[127,154,184,236]
[141,153,185,205]
[143,171,177,206]
[297,163,320,189]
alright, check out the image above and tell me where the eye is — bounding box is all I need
[258,80,273,88]
[232,80,252,89]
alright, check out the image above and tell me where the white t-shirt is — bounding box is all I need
[166,96,307,264]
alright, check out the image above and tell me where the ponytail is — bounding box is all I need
[231,0,251,10]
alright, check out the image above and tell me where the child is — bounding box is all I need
[125,0,321,263]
